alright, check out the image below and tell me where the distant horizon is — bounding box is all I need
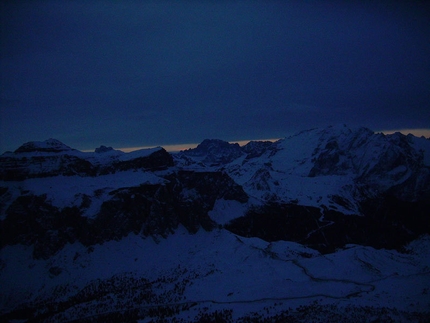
[118,129,430,152]
[379,128,430,138]
[2,127,430,154]
[85,138,284,153]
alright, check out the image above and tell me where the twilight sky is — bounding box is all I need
[1,1,429,152]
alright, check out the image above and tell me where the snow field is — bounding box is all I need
[1,228,429,316]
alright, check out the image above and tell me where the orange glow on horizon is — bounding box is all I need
[81,129,429,153]
[379,128,430,138]
[119,143,200,153]
[115,138,282,153]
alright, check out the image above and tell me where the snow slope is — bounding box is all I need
[177,125,430,214]
[1,228,429,321]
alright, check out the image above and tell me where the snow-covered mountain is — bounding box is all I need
[1,125,429,322]
[177,125,430,206]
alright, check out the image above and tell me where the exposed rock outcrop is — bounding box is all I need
[0,170,248,258]
[0,140,174,180]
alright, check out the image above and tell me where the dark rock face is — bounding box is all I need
[0,195,86,259]
[0,155,96,180]
[86,170,248,244]
[241,140,275,159]
[309,140,346,177]
[247,168,272,191]
[0,170,248,258]
[112,149,174,172]
[178,139,277,165]
[84,184,175,244]
[94,145,114,153]
[307,128,430,202]
[224,196,430,254]
[180,139,243,165]
[0,139,247,258]
[0,145,173,180]
[170,171,248,204]
[14,139,74,154]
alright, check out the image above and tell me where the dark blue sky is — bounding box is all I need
[1,1,429,152]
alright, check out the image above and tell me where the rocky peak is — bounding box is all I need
[94,145,115,153]
[14,138,75,154]
[180,139,243,165]
[0,142,173,180]
[242,140,275,159]
[304,126,430,201]
[189,139,240,155]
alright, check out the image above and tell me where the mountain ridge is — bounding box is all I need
[1,125,430,322]
[0,125,430,251]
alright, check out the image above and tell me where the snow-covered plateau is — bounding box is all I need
[1,125,429,322]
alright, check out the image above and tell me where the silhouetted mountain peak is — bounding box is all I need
[94,145,115,153]
[14,138,75,153]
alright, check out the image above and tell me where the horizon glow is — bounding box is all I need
[86,129,430,154]
[108,138,283,153]
[379,128,430,138]
[116,129,430,153]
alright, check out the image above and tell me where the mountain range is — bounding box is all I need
[1,125,429,322]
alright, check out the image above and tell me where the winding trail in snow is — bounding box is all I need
[61,267,430,323]
[291,258,375,297]
[61,257,382,323]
